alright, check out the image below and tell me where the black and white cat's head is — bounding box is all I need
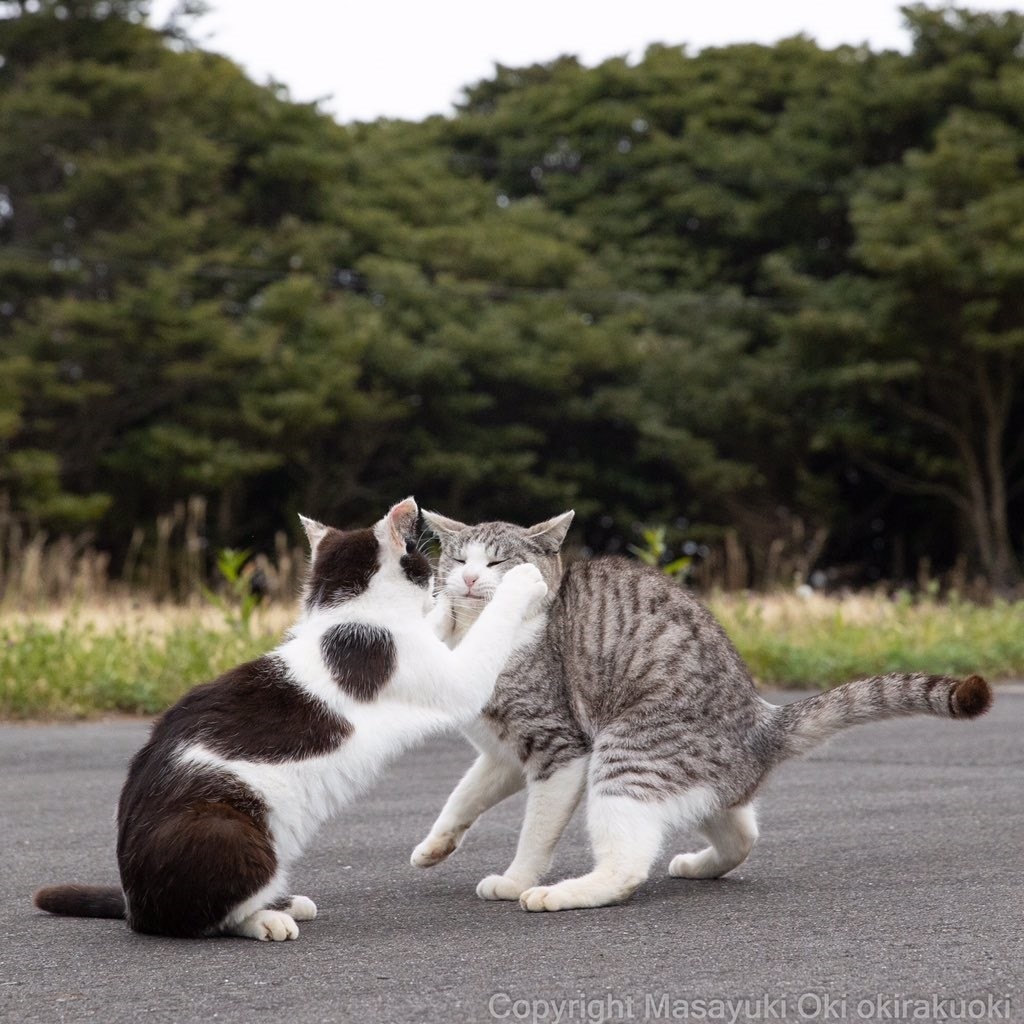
[299,497,432,612]
[423,509,574,619]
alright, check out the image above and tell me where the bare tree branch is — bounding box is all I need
[853,452,973,515]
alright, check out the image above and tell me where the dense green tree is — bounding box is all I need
[1,1,1022,589]
[777,7,1024,588]
[0,0,386,540]
[848,106,1023,586]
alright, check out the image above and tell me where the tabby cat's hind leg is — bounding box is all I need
[669,803,758,880]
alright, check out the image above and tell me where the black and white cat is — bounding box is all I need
[33,498,547,940]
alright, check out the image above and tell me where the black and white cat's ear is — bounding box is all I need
[526,510,575,552]
[299,514,330,556]
[422,510,468,539]
[386,496,419,547]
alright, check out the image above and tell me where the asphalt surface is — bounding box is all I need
[3,688,1022,1024]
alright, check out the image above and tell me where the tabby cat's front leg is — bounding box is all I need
[477,756,588,901]
[411,752,525,867]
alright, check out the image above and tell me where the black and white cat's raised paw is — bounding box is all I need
[499,562,548,606]
[668,804,759,880]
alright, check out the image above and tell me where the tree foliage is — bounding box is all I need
[1,2,1021,588]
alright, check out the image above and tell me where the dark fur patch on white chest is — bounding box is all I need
[320,623,397,701]
[152,655,353,763]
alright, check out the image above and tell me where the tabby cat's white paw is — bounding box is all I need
[237,910,299,941]
[476,874,529,901]
[668,851,725,879]
[519,879,622,912]
[519,884,574,912]
[411,832,460,867]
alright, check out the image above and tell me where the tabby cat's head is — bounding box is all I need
[299,497,431,612]
[423,510,574,619]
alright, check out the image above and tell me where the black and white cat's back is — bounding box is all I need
[34,498,548,940]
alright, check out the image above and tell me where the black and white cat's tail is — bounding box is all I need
[773,673,992,760]
[34,884,126,919]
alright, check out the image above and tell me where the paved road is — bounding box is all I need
[3,689,1022,1024]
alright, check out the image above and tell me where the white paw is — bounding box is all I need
[287,895,318,921]
[520,876,633,911]
[501,563,548,603]
[519,884,576,912]
[411,832,460,867]
[476,874,529,901]
[240,910,299,942]
[669,851,724,879]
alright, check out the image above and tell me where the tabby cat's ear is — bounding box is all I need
[422,510,468,539]
[526,510,575,552]
[299,514,330,556]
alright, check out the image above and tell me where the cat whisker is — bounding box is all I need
[413,535,436,555]
[448,597,495,612]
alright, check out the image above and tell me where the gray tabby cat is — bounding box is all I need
[411,511,992,912]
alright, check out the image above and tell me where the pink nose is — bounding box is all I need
[463,572,479,589]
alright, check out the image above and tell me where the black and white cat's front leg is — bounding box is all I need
[267,894,319,923]
[221,886,319,942]
[425,590,456,644]
[226,905,306,942]
[404,563,548,719]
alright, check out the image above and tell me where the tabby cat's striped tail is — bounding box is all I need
[775,673,992,760]
[34,884,126,919]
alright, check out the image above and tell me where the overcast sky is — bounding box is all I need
[148,1,1022,123]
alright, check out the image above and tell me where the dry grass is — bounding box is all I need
[0,601,285,720]
[2,588,1021,720]
[4,495,1016,719]
[710,589,1024,686]
[0,598,296,636]
[0,496,306,607]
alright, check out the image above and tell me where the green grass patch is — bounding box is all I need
[711,592,1024,687]
[0,615,278,720]
[1,593,1022,719]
